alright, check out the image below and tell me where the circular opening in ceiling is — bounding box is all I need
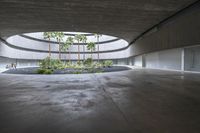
[3,31,131,74]
[6,31,129,55]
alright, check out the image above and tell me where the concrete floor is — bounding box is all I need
[0,69,200,133]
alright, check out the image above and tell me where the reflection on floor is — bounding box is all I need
[0,69,200,133]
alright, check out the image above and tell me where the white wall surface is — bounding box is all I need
[145,48,182,70]
[0,40,132,60]
[134,55,142,67]
[7,35,128,52]
[184,46,200,71]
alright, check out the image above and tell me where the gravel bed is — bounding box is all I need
[3,66,131,74]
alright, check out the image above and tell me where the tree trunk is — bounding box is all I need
[59,43,61,60]
[97,37,100,62]
[91,50,92,59]
[48,37,51,57]
[78,41,80,62]
[58,38,61,60]
[83,44,85,60]
[68,51,71,62]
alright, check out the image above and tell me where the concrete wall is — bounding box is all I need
[128,4,200,72]
[7,34,128,52]
[184,46,200,71]
[145,48,182,70]
[0,32,130,60]
[134,55,142,67]
[132,46,200,72]
[116,59,128,65]
[131,3,200,56]
[0,40,131,60]
[0,56,39,71]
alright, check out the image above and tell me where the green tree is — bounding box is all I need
[53,32,64,60]
[87,42,96,59]
[80,35,87,60]
[94,33,102,62]
[43,32,54,57]
[74,34,83,62]
[62,37,74,62]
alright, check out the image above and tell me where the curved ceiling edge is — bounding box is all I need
[0,37,130,54]
[19,34,121,45]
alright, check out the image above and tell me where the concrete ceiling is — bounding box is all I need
[0,0,198,43]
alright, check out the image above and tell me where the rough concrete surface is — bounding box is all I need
[0,69,200,133]
[0,0,197,42]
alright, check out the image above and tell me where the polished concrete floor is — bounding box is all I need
[0,69,200,133]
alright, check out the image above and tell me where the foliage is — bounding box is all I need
[39,57,51,69]
[74,34,87,61]
[95,69,103,73]
[74,34,87,43]
[37,69,46,74]
[37,69,53,74]
[43,32,54,39]
[93,62,102,68]
[64,62,73,68]
[73,71,82,74]
[62,37,74,52]
[87,42,95,51]
[81,35,87,43]
[103,60,113,67]
[94,33,102,39]
[39,32,116,75]
[43,32,55,57]
[74,61,84,69]
[83,58,93,66]
[52,32,65,60]
[38,57,114,74]
[94,33,102,62]
[39,57,64,70]
[53,32,64,41]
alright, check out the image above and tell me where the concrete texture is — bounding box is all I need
[185,46,200,71]
[0,0,197,43]
[0,69,200,133]
[145,48,182,70]
[6,34,128,54]
[132,2,200,56]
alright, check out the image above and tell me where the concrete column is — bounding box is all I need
[142,54,146,68]
[181,48,185,71]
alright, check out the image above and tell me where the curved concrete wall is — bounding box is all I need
[6,35,128,52]
[0,39,131,60]
[0,32,130,60]
[131,3,200,56]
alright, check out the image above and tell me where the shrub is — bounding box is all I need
[103,60,113,67]
[37,68,53,74]
[95,69,103,73]
[73,61,84,69]
[73,71,82,74]
[93,62,102,68]
[39,57,64,70]
[39,57,51,69]
[83,58,93,67]
[77,61,83,66]
[50,59,63,69]
[37,69,46,74]
[43,69,53,74]
[65,62,73,68]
